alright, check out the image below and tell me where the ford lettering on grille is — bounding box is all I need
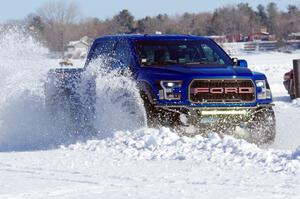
[189,79,255,103]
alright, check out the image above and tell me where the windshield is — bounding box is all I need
[135,40,233,67]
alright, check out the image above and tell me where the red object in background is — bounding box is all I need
[283,69,295,99]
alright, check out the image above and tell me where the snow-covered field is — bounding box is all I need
[1,30,300,199]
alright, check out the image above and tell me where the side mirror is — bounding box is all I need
[231,58,248,67]
[232,58,238,66]
[238,59,248,67]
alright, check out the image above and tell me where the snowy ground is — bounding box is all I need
[0,31,300,199]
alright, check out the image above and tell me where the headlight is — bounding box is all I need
[256,80,264,87]
[256,80,272,99]
[160,80,182,100]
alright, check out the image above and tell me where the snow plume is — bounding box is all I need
[84,58,146,137]
[0,31,146,151]
[0,27,62,151]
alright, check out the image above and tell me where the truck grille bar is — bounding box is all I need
[189,79,255,103]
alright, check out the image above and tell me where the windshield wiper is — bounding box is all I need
[145,60,178,66]
[184,61,226,66]
[184,61,211,65]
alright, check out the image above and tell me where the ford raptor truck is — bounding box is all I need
[45,34,276,144]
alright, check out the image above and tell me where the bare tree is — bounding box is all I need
[36,1,81,54]
[190,13,212,35]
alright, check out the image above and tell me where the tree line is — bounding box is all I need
[3,1,300,52]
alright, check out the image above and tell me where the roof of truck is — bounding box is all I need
[94,34,210,42]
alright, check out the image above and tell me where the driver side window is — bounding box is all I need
[112,40,132,69]
[201,44,225,64]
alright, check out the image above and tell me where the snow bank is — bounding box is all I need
[67,127,300,173]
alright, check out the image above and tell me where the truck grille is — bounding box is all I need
[189,79,255,103]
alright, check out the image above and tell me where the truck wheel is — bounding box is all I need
[248,108,276,145]
[290,94,296,100]
[141,92,180,128]
[289,80,296,100]
[141,93,159,128]
[103,85,146,129]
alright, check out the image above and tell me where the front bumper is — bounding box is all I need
[154,103,274,115]
[155,104,274,135]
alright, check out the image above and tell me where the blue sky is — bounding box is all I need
[0,0,299,21]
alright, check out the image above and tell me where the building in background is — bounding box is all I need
[208,27,279,55]
[66,36,92,59]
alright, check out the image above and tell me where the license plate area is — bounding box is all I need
[196,109,251,125]
[199,116,222,124]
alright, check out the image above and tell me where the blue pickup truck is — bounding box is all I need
[45,34,275,144]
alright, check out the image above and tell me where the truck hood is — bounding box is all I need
[142,65,253,77]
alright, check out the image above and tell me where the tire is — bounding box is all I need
[248,107,276,145]
[108,87,146,128]
[284,79,296,100]
[290,94,296,100]
[289,80,296,100]
[141,92,180,128]
[140,92,159,128]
